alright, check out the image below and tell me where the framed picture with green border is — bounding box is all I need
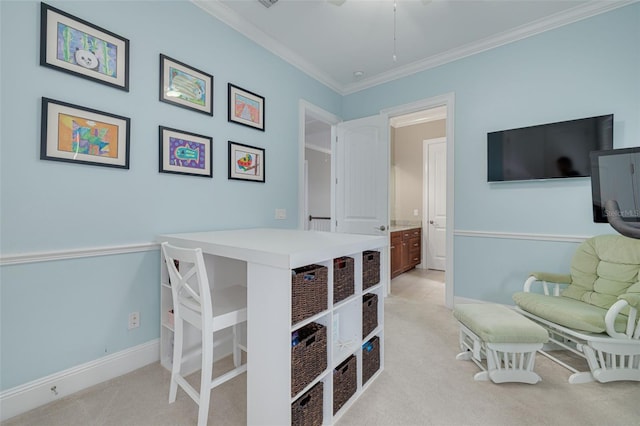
[159,54,213,116]
[40,2,130,91]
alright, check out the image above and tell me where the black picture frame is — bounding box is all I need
[41,97,130,169]
[159,126,213,178]
[40,2,130,91]
[228,141,265,183]
[228,83,265,131]
[159,54,214,116]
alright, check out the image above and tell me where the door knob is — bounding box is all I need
[375,225,387,231]
[429,220,434,225]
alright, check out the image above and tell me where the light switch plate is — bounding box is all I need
[275,209,287,220]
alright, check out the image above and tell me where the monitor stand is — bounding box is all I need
[605,200,640,239]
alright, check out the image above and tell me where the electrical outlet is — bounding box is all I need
[128,312,140,330]
[275,208,287,220]
[413,209,419,216]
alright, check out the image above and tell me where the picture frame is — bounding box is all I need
[159,55,214,116]
[228,83,265,131]
[159,126,213,178]
[40,2,129,91]
[41,97,130,169]
[228,141,265,183]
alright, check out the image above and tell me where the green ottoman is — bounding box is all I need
[453,304,548,384]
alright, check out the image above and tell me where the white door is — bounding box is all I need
[425,139,447,270]
[335,115,388,236]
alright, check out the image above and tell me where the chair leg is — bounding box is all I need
[198,331,214,426]
[169,317,184,403]
[233,324,241,368]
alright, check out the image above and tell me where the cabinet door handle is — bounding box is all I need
[390,245,395,249]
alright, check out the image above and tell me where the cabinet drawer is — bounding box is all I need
[408,237,420,250]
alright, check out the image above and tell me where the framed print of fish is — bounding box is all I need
[159,54,214,116]
[40,2,130,91]
[159,126,213,178]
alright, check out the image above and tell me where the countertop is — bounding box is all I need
[389,225,422,233]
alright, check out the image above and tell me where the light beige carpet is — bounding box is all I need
[3,269,639,426]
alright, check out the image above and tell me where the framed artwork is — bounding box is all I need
[228,141,265,183]
[159,126,213,178]
[41,97,130,169]
[40,2,129,91]
[159,55,213,116]
[228,83,265,131]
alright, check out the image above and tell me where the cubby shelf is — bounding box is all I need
[158,229,386,425]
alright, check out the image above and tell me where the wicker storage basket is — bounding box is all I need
[292,264,328,325]
[362,251,380,290]
[291,322,327,396]
[333,257,354,304]
[362,335,380,385]
[333,355,357,415]
[291,382,323,426]
[362,293,378,339]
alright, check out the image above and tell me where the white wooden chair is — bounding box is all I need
[161,242,247,426]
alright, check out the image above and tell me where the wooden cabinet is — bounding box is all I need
[390,227,421,279]
[390,232,403,278]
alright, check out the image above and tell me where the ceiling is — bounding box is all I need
[194,0,632,95]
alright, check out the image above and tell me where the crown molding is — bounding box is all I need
[342,0,637,95]
[191,0,343,94]
[192,0,636,96]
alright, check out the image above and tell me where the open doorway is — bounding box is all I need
[298,101,341,231]
[305,115,332,231]
[387,101,451,306]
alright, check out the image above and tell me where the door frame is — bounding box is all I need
[423,137,447,270]
[298,100,341,231]
[381,93,455,309]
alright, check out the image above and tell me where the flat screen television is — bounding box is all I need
[590,147,640,223]
[488,114,613,182]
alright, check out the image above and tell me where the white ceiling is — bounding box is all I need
[194,0,633,95]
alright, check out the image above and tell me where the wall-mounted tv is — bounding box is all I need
[488,115,613,182]
[590,147,640,224]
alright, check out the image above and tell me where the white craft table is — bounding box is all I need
[157,228,387,425]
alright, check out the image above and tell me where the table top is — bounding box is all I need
[158,228,387,269]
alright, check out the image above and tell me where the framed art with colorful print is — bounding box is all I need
[41,97,130,169]
[40,3,129,91]
[159,126,213,178]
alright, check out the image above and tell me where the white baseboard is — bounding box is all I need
[0,339,160,422]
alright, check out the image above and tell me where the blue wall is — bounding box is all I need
[343,3,640,304]
[0,0,341,390]
[2,0,639,392]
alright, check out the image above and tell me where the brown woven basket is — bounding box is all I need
[362,335,380,385]
[291,382,323,426]
[362,293,378,339]
[291,322,327,397]
[292,264,328,325]
[333,355,357,415]
[333,257,354,304]
[362,251,380,290]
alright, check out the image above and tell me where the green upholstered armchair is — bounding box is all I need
[512,234,640,383]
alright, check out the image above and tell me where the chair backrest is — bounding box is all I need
[161,242,213,326]
[562,234,640,310]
